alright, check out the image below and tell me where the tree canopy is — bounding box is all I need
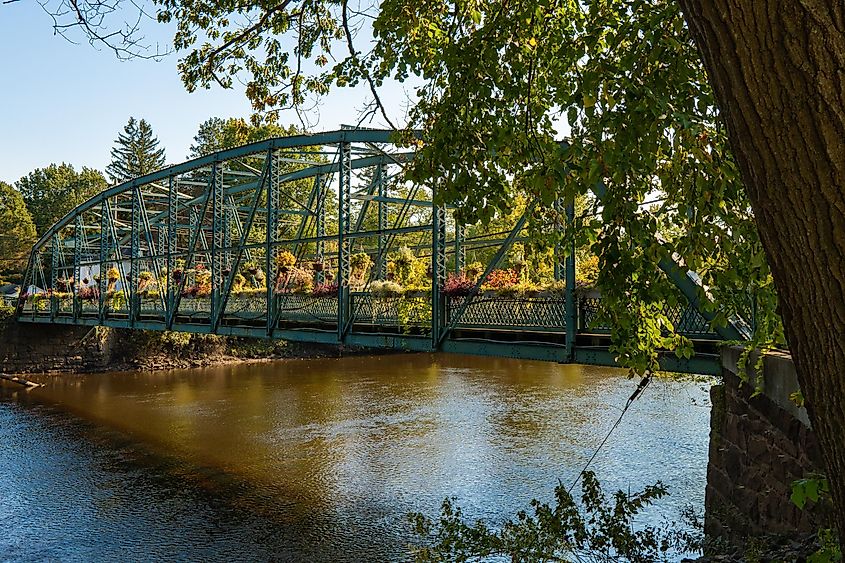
[107,117,166,183]
[189,117,301,159]
[144,0,779,372]
[0,181,37,274]
[16,163,107,236]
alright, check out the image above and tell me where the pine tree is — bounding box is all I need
[106,117,166,184]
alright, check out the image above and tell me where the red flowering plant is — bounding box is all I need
[442,273,476,297]
[78,286,99,302]
[311,282,339,298]
[482,268,518,292]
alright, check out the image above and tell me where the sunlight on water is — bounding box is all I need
[0,354,711,561]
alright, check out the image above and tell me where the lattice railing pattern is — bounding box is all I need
[351,293,432,328]
[579,297,718,337]
[447,295,566,332]
[275,294,338,325]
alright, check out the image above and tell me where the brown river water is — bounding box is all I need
[0,353,711,561]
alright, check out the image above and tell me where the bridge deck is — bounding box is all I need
[18,292,724,375]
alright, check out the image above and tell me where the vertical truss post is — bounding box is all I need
[376,163,388,279]
[315,174,326,284]
[98,202,109,321]
[337,141,352,341]
[130,186,141,324]
[223,206,232,271]
[455,222,465,274]
[211,164,224,328]
[431,204,448,348]
[554,199,564,282]
[73,214,82,320]
[564,200,577,362]
[266,149,279,336]
[216,157,270,332]
[166,177,178,325]
[50,233,59,320]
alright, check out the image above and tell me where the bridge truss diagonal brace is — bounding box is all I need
[214,150,271,333]
[589,180,748,342]
[437,202,537,347]
[168,165,217,330]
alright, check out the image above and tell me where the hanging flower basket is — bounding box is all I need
[313,261,324,272]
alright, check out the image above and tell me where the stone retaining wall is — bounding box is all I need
[705,347,831,550]
[0,321,117,374]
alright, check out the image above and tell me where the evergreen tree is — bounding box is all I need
[106,117,166,184]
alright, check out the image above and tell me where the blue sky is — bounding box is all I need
[0,2,411,184]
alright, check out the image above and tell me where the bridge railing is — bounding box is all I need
[18,289,721,340]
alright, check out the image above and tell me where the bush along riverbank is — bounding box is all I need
[0,302,358,375]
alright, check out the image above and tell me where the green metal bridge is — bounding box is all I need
[16,128,748,374]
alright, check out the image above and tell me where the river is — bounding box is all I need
[0,354,711,561]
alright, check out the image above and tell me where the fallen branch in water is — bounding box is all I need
[0,373,42,388]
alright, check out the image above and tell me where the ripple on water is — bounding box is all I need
[0,355,711,561]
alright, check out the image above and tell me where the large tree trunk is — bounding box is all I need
[676,0,845,546]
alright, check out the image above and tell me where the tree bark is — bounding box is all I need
[677,0,845,546]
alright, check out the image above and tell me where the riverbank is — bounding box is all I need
[0,314,367,376]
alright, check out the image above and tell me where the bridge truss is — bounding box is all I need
[17,129,746,374]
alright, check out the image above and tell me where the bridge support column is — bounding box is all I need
[98,202,109,322]
[266,149,280,336]
[50,233,59,321]
[73,214,82,321]
[166,177,178,325]
[431,204,447,349]
[211,164,225,328]
[130,186,142,325]
[455,223,465,274]
[564,200,577,362]
[315,174,326,285]
[337,142,352,342]
[376,163,388,280]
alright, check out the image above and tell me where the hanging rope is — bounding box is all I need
[567,372,653,493]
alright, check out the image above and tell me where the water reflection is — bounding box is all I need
[1,354,710,561]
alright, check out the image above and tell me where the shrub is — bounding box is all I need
[482,268,518,291]
[107,290,126,310]
[276,266,314,294]
[242,260,260,274]
[78,286,99,302]
[390,247,426,287]
[465,261,483,281]
[442,273,475,297]
[577,254,600,287]
[106,266,120,281]
[370,280,404,297]
[409,471,698,562]
[312,282,338,298]
[545,279,567,297]
[275,250,296,270]
[351,252,373,274]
